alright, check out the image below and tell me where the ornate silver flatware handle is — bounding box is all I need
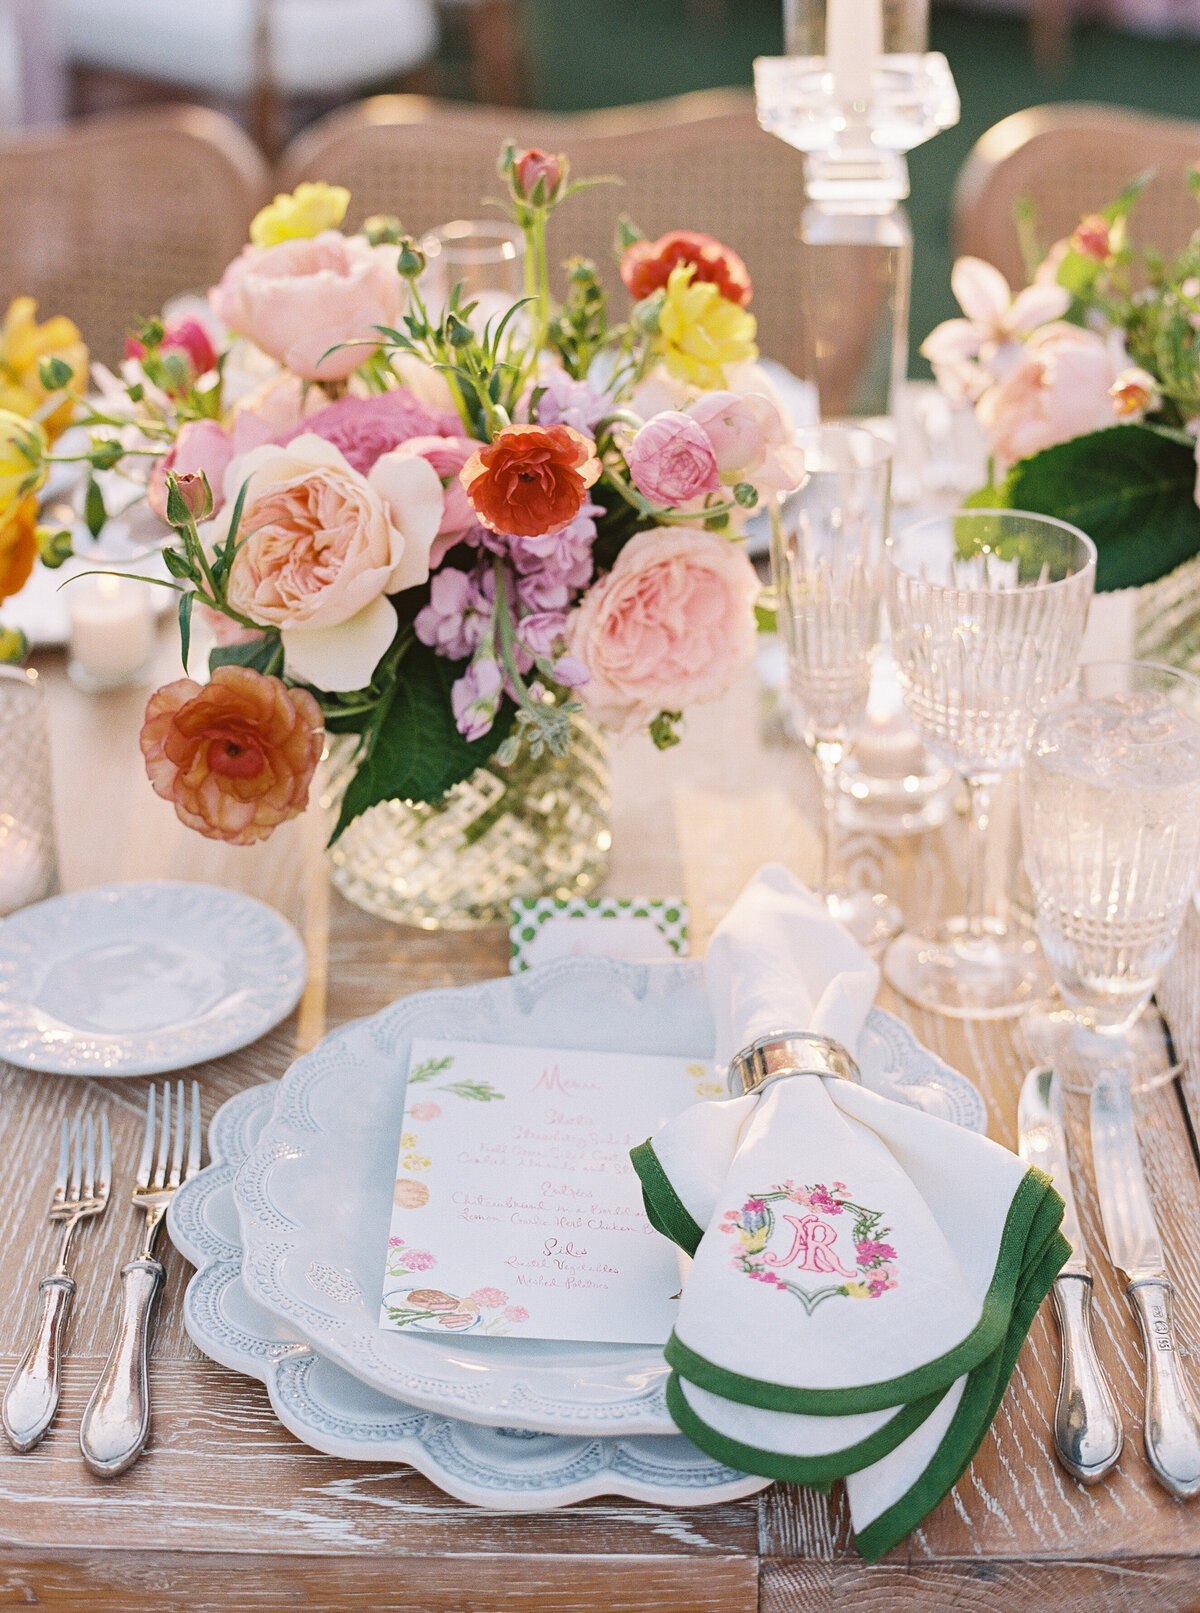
[3,1275,76,1453]
[79,1258,163,1477]
[1127,1277,1200,1500]
[1050,1273,1122,1483]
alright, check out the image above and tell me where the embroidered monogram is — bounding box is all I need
[718,1182,899,1315]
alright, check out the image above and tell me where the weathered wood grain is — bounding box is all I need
[5,642,1200,1609]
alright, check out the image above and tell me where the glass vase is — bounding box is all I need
[1134,551,1200,675]
[321,716,611,929]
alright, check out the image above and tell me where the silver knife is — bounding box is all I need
[1091,1063,1200,1499]
[1018,1066,1122,1482]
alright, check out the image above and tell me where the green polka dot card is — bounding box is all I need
[509,897,689,973]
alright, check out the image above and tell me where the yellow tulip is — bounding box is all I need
[250,182,352,248]
[0,495,39,605]
[0,297,88,442]
[655,263,757,389]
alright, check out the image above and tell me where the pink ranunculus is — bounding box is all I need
[685,389,806,495]
[397,435,481,564]
[148,418,235,522]
[980,321,1119,471]
[223,433,443,691]
[209,230,403,381]
[626,412,720,506]
[565,527,759,738]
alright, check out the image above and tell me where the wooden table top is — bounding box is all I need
[4,626,1200,1613]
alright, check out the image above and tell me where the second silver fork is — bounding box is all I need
[80,1081,201,1478]
[3,1114,111,1452]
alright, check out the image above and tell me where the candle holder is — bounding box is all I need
[67,569,158,694]
[0,667,59,916]
[755,0,958,426]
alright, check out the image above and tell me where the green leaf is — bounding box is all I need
[329,640,516,842]
[178,591,193,672]
[438,1080,504,1102]
[84,475,106,540]
[1003,424,1200,591]
[208,634,281,677]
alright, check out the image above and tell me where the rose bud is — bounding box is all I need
[512,149,568,205]
[165,470,214,526]
[1070,214,1112,263]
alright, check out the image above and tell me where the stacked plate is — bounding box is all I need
[167,955,987,1508]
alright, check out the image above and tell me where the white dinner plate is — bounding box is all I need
[169,1082,768,1510]
[0,881,306,1075]
[234,956,985,1436]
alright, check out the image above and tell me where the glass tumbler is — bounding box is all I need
[0,666,58,915]
[1022,661,1200,1048]
[770,423,901,946]
[419,220,526,317]
[884,509,1096,1018]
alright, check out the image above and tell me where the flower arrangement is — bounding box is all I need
[4,149,803,847]
[924,170,1200,592]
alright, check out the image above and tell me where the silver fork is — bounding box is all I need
[79,1081,202,1477]
[3,1114,111,1451]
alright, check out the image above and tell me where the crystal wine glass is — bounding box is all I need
[883,509,1096,1018]
[770,423,901,947]
[1022,660,1200,1059]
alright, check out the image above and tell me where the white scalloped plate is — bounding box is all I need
[169,1083,768,1509]
[234,957,985,1436]
[0,882,306,1075]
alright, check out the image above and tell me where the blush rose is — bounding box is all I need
[980,321,1119,470]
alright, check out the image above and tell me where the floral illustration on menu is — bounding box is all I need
[719,1182,898,1315]
[383,1242,530,1335]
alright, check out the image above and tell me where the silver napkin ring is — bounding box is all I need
[727,1031,861,1097]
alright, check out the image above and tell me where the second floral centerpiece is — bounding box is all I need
[17,150,803,922]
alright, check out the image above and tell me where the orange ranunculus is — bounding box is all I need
[620,230,753,309]
[140,665,324,846]
[461,423,601,539]
[0,496,38,603]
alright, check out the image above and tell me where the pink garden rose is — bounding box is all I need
[685,389,806,495]
[222,433,444,690]
[980,321,1119,470]
[565,526,759,736]
[209,230,402,381]
[626,412,720,506]
[148,419,235,522]
[396,434,481,563]
[279,390,462,477]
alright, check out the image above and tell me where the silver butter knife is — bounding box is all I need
[1018,1066,1122,1482]
[1091,1064,1200,1498]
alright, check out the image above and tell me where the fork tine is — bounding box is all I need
[51,1118,69,1208]
[136,1085,155,1189]
[99,1113,111,1202]
[153,1081,171,1190]
[186,1082,202,1180]
[82,1115,95,1201]
[70,1118,82,1203]
[169,1079,185,1189]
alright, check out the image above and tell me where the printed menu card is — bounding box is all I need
[380,1037,719,1344]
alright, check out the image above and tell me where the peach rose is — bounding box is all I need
[222,433,444,691]
[209,230,402,381]
[980,321,1119,471]
[140,666,323,845]
[565,527,759,737]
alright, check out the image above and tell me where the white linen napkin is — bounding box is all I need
[631,865,1068,1560]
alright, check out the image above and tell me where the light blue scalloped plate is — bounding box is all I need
[169,1083,769,1509]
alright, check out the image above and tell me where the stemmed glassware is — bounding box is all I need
[1021,660,1200,1068]
[770,423,901,947]
[883,509,1096,1018]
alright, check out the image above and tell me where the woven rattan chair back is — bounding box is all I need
[0,107,269,365]
[278,90,810,377]
[954,103,1200,289]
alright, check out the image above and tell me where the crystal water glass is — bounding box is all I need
[883,509,1096,1018]
[770,424,901,946]
[0,666,58,916]
[1022,661,1200,1043]
[419,220,526,315]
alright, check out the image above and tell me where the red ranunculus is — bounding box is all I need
[461,423,601,539]
[620,230,753,309]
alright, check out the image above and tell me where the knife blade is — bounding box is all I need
[1018,1066,1121,1482]
[1090,1063,1200,1499]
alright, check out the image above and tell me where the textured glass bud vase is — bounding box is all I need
[321,716,611,929]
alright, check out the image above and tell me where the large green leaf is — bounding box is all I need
[1002,424,1200,592]
[330,641,515,842]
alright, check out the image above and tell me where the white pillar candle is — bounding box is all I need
[826,0,883,105]
[67,572,157,691]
